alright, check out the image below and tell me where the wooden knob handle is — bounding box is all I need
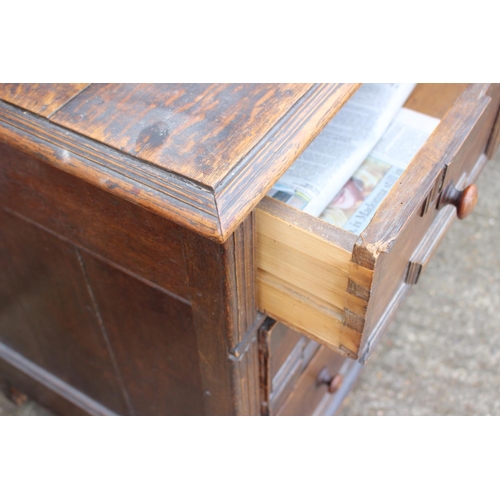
[317,368,344,394]
[439,184,478,220]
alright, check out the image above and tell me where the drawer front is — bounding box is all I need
[355,84,500,361]
[259,319,361,416]
[259,320,321,415]
[257,83,500,361]
[275,345,353,416]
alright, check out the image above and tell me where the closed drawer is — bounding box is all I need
[259,319,359,416]
[259,319,321,415]
[256,84,500,362]
[275,344,359,416]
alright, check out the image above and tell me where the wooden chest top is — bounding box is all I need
[0,83,359,241]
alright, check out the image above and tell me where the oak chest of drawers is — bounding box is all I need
[0,83,499,415]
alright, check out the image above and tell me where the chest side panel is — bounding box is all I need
[0,143,209,414]
[0,143,189,298]
[0,209,129,414]
[80,252,204,415]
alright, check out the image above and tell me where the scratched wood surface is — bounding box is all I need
[50,83,313,187]
[0,83,359,242]
[0,84,88,117]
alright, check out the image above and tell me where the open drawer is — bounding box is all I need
[256,83,500,363]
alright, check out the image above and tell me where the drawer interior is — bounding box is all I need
[256,84,500,360]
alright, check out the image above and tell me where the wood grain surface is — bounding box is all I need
[486,101,500,158]
[0,83,359,242]
[0,84,88,117]
[0,143,190,299]
[256,196,363,356]
[214,83,360,237]
[0,203,205,415]
[268,322,304,382]
[50,84,312,187]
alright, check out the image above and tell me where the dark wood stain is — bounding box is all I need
[135,121,169,154]
[0,143,190,299]
[80,252,204,416]
[269,322,304,381]
[182,215,261,415]
[0,136,262,415]
[231,334,261,416]
[486,101,500,158]
[0,210,129,414]
[259,319,355,416]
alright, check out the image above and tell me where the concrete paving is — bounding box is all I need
[1,150,499,417]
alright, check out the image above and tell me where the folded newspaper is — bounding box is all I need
[268,83,417,216]
[319,107,440,235]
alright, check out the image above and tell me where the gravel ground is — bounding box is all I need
[1,150,499,417]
